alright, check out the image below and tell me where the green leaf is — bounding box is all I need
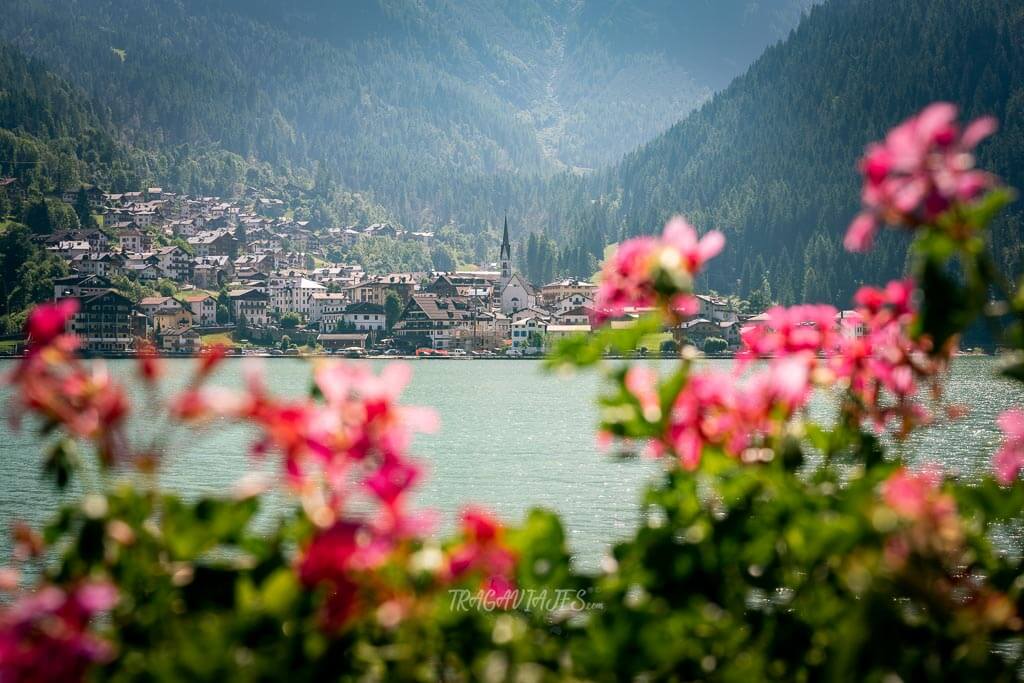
[161,495,259,560]
[546,314,664,369]
[259,568,300,617]
[961,187,1015,231]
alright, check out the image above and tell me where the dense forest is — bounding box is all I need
[553,0,1024,306]
[0,0,809,232]
[1,0,1021,308]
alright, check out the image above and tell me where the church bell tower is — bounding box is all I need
[499,215,512,290]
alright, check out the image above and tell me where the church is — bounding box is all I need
[497,216,538,315]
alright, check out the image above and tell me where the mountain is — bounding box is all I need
[551,0,818,167]
[0,40,396,233]
[555,0,1024,306]
[0,42,140,196]
[0,0,812,230]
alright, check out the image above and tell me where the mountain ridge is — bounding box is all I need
[0,0,813,230]
[551,0,1024,305]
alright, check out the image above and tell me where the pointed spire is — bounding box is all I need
[500,214,511,260]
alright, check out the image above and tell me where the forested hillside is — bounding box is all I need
[553,0,816,166]
[557,0,1024,306]
[0,0,809,231]
[0,43,142,196]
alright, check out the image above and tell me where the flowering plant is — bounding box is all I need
[3,103,1024,681]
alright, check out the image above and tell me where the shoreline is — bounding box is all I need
[0,350,1000,361]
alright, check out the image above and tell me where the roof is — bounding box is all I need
[542,278,597,289]
[54,273,111,285]
[140,296,177,307]
[228,288,269,301]
[78,289,133,307]
[163,326,200,338]
[502,272,538,295]
[346,302,385,315]
[188,230,233,245]
[512,317,546,327]
[406,294,474,322]
[558,306,592,317]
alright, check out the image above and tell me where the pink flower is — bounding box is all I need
[662,361,814,471]
[593,237,659,323]
[832,279,944,434]
[25,300,79,348]
[624,366,661,421]
[460,507,502,544]
[882,467,941,519]
[738,279,942,437]
[9,332,131,466]
[662,216,725,274]
[135,341,162,383]
[593,216,724,324]
[880,466,963,565]
[843,213,878,252]
[298,521,369,628]
[740,304,840,361]
[993,408,1024,485]
[364,456,421,505]
[0,582,117,682]
[447,507,517,599]
[196,344,228,378]
[846,102,999,252]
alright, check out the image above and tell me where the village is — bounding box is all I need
[9,182,868,357]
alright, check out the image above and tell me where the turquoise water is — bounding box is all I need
[0,357,1020,570]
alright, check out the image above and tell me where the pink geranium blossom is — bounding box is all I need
[624,366,661,422]
[739,304,840,361]
[447,507,517,603]
[0,582,117,682]
[880,467,963,567]
[593,216,724,324]
[738,279,945,437]
[834,280,945,434]
[993,408,1024,485]
[25,299,79,348]
[9,302,130,465]
[662,359,814,471]
[882,467,942,519]
[845,102,999,252]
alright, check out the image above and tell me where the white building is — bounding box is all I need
[119,228,149,254]
[310,292,350,327]
[500,272,539,315]
[268,272,326,318]
[695,294,738,323]
[341,302,386,333]
[511,317,547,351]
[183,294,217,327]
[554,293,594,314]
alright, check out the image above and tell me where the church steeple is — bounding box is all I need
[499,214,512,289]
[500,215,511,260]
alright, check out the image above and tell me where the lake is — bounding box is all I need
[0,357,1021,571]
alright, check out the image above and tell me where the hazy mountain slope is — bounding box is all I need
[0,0,811,229]
[560,0,1024,305]
[553,0,819,167]
[0,42,143,194]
